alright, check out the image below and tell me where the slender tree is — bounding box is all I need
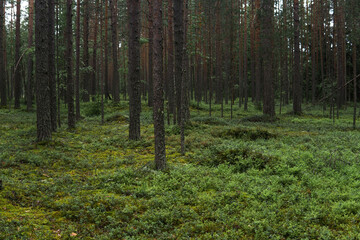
[49,0,56,131]
[66,0,75,129]
[148,0,154,107]
[35,0,51,141]
[83,0,90,102]
[153,0,166,170]
[167,0,176,123]
[26,0,34,111]
[261,0,275,117]
[110,0,119,102]
[75,0,81,119]
[243,0,248,110]
[0,0,6,107]
[128,0,141,140]
[14,0,21,109]
[293,0,302,114]
[91,0,99,100]
[174,0,183,124]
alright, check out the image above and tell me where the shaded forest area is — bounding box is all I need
[1,0,360,239]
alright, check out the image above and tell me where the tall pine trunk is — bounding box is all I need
[153,0,166,170]
[293,0,302,114]
[66,0,75,129]
[26,0,34,111]
[128,0,141,140]
[174,0,184,125]
[0,0,7,107]
[14,0,21,109]
[75,0,81,119]
[49,0,56,131]
[35,0,51,141]
[110,0,119,102]
[261,0,275,117]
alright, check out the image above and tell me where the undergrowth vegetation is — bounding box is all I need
[1,101,360,239]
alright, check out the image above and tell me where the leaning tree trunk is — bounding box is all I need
[153,0,166,170]
[35,0,51,141]
[128,0,141,140]
[66,0,75,129]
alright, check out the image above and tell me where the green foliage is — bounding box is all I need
[84,101,102,117]
[2,101,360,239]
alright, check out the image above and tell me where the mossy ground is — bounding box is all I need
[1,100,360,239]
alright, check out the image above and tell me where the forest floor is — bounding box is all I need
[1,101,360,239]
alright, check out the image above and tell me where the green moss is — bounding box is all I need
[1,101,360,239]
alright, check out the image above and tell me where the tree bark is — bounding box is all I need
[91,0,99,100]
[243,0,248,110]
[293,0,302,114]
[153,0,166,170]
[167,0,175,117]
[353,44,357,128]
[83,0,90,102]
[104,0,109,99]
[49,0,56,131]
[147,0,154,107]
[35,0,51,141]
[110,0,119,102]
[0,0,6,107]
[128,0,141,140]
[261,0,275,117]
[26,0,34,111]
[66,0,75,129]
[174,0,184,124]
[75,0,81,119]
[14,0,21,109]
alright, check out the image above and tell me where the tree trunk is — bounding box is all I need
[293,0,302,114]
[110,0,119,102]
[75,0,81,119]
[92,0,99,100]
[104,0,109,99]
[167,0,176,119]
[14,0,21,109]
[243,0,248,110]
[35,0,51,141]
[49,0,56,131]
[0,0,6,107]
[128,0,141,140]
[83,0,90,102]
[353,44,357,128]
[26,0,34,111]
[66,0,75,129]
[335,0,345,108]
[261,0,275,117]
[148,0,154,107]
[153,0,166,170]
[174,0,184,125]
[255,0,261,105]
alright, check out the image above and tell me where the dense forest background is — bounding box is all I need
[2,0,360,238]
[2,0,360,129]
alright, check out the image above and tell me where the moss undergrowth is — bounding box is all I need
[1,101,360,239]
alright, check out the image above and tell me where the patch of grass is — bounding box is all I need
[2,100,360,239]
